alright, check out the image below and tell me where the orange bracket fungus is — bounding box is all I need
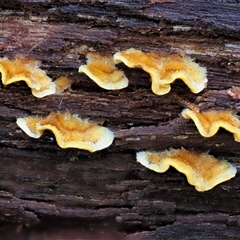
[16,112,114,152]
[136,148,237,191]
[78,52,129,90]
[0,55,56,98]
[113,48,207,95]
[182,108,240,141]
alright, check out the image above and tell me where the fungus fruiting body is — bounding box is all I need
[182,108,240,141]
[78,52,129,90]
[136,148,236,191]
[0,55,56,98]
[113,48,207,95]
[16,112,114,152]
[55,76,73,94]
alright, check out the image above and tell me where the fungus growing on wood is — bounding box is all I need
[182,108,240,141]
[16,112,114,152]
[136,148,237,191]
[78,52,129,90]
[55,76,73,94]
[113,48,207,95]
[0,55,56,98]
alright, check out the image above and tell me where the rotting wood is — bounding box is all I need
[0,1,240,239]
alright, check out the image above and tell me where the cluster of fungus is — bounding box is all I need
[2,48,237,191]
[77,48,237,191]
[78,48,207,95]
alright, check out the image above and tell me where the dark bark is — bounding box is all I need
[0,1,240,239]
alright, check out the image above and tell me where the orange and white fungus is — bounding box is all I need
[114,48,207,95]
[0,55,56,98]
[136,148,237,191]
[16,112,114,152]
[182,108,240,142]
[78,52,129,90]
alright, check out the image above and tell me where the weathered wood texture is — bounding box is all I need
[0,0,240,239]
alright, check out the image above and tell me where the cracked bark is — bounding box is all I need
[0,1,240,239]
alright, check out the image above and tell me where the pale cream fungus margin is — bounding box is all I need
[113,48,207,95]
[16,112,114,152]
[136,148,237,192]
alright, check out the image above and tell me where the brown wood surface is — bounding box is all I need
[0,1,240,239]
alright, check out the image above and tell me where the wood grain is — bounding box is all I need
[0,1,239,238]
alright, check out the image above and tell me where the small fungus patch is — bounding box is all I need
[55,76,73,94]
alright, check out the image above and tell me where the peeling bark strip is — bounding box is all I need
[0,1,240,238]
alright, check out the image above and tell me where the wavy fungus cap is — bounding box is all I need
[0,55,56,98]
[182,108,240,141]
[79,52,129,90]
[16,112,114,152]
[136,148,236,191]
[114,48,207,95]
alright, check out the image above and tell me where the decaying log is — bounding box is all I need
[0,1,240,239]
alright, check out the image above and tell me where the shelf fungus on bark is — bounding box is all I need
[16,112,114,152]
[0,55,56,98]
[136,148,237,191]
[78,52,129,90]
[182,108,240,141]
[113,48,207,95]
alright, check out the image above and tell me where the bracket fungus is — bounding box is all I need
[182,108,240,141]
[113,48,207,95]
[78,52,129,90]
[16,112,114,152]
[136,148,237,191]
[0,55,56,98]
